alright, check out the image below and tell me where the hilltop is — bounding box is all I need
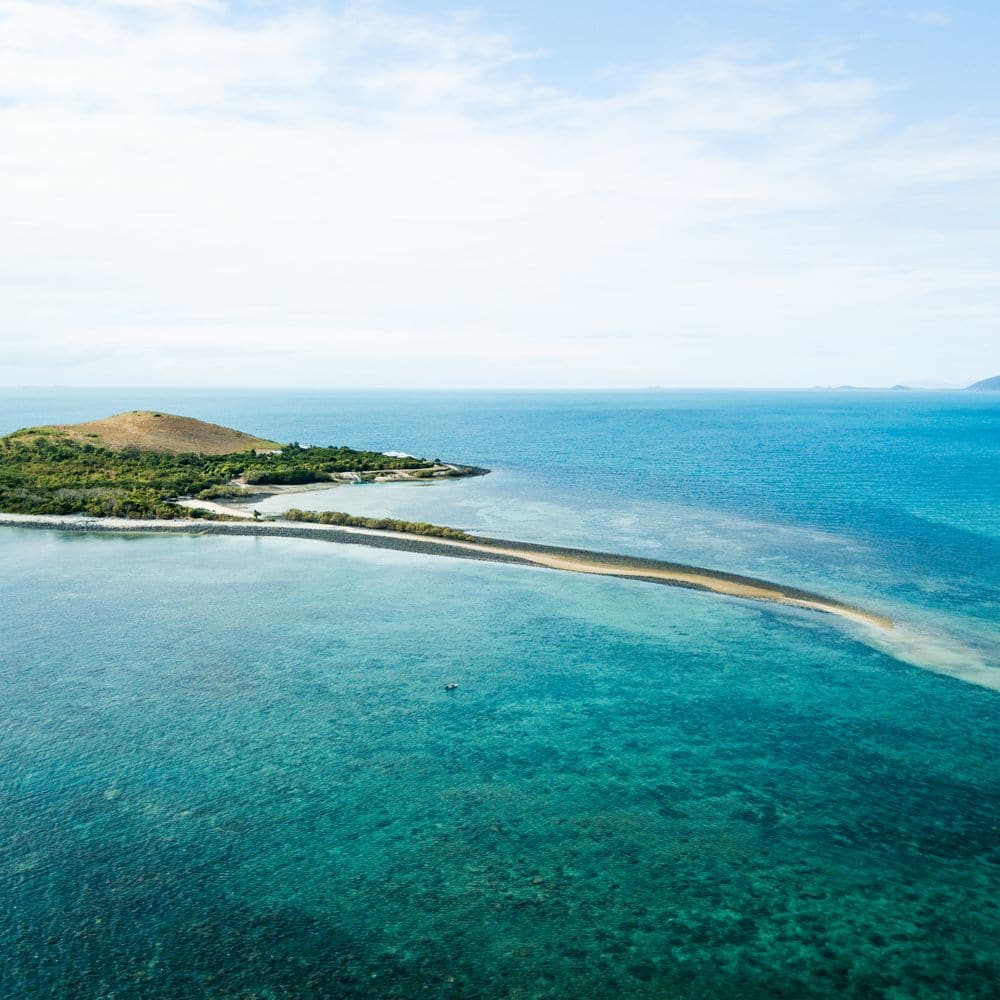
[967,375,1000,391]
[52,411,281,454]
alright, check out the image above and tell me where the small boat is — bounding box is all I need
[444,682,458,691]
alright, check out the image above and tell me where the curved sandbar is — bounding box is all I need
[459,538,893,629]
[0,512,892,630]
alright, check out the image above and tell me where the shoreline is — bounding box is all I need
[173,463,491,510]
[0,512,891,630]
[237,462,491,493]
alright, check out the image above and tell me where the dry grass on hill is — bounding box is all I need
[53,411,281,455]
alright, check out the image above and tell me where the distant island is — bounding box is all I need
[0,411,486,520]
[809,376,999,390]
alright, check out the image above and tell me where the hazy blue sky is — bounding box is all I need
[1,1,997,387]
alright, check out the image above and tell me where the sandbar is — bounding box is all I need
[0,512,890,629]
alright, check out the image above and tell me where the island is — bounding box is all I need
[966,374,1000,391]
[0,410,893,631]
[0,411,486,519]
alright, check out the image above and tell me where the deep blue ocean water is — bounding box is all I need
[1,388,998,997]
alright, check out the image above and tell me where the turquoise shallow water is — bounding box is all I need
[1,389,998,997]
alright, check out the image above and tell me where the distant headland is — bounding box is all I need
[810,375,1000,391]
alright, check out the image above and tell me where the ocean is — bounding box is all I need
[1,388,998,997]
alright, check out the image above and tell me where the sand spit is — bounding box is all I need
[8,511,999,690]
[0,512,889,629]
[7,512,997,692]
[471,539,894,630]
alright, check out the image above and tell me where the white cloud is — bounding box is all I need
[908,11,952,27]
[0,0,996,387]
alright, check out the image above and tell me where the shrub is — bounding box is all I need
[282,508,474,542]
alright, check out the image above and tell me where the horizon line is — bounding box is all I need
[0,384,982,393]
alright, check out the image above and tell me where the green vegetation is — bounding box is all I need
[194,484,256,501]
[239,442,434,484]
[282,508,475,541]
[0,430,434,519]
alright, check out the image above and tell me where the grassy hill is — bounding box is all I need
[52,411,282,454]
[0,412,440,519]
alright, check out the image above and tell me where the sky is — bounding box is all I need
[1,0,997,388]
